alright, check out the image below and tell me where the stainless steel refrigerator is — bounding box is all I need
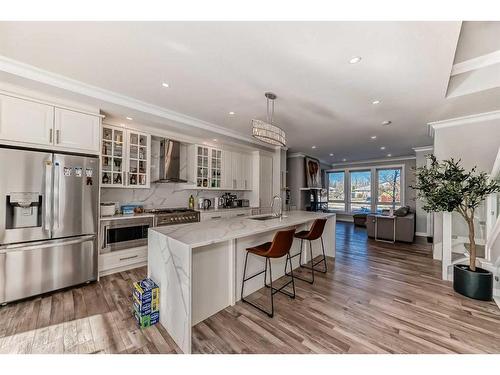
[0,147,99,304]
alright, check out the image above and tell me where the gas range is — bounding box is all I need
[144,207,200,227]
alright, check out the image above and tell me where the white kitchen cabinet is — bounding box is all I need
[0,93,101,154]
[193,145,222,189]
[126,130,150,188]
[242,153,253,190]
[0,94,54,146]
[54,108,100,153]
[199,208,252,221]
[101,124,150,188]
[221,150,252,190]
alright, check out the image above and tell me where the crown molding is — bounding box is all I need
[0,55,274,149]
[451,50,500,76]
[330,155,415,167]
[287,152,306,158]
[412,145,434,153]
[428,110,500,133]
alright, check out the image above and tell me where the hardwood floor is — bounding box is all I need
[1,222,500,354]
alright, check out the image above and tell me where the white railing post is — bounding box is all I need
[442,211,452,280]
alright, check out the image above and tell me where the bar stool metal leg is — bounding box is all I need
[241,252,296,318]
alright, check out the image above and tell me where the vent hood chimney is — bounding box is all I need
[157,139,187,183]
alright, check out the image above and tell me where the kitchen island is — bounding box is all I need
[148,210,336,353]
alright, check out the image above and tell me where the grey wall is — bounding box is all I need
[286,156,306,210]
[415,149,433,235]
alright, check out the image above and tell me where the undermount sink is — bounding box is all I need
[248,215,287,221]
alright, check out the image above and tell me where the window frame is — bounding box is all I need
[327,170,346,212]
[375,166,404,212]
[326,163,405,214]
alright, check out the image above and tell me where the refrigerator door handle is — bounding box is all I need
[0,234,95,253]
[53,162,61,230]
[44,160,52,232]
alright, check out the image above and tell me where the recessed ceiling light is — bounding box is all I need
[370,136,377,140]
[228,111,235,115]
[387,154,392,157]
[342,158,347,162]
[312,146,317,149]
[161,82,170,88]
[212,138,218,142]
[349,56,362,64]
[126,116,133,121]
[380,146,386,150]
[382,120,392,126]
[329,153,334,157]
[372,100,381,105]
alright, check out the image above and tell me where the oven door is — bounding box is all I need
[100,217,153,253]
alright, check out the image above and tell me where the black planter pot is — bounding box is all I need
[453,264,493,301]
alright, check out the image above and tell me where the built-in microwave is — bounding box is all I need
[99,216,153,253]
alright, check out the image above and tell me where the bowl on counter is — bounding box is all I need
[100,202,117,217]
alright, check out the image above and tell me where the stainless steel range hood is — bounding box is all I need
[157,139,187,183]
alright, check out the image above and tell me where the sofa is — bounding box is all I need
[366,209,415,243]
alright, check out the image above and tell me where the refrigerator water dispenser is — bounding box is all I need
[5,192,42,229]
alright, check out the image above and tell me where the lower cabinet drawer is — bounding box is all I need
[99,246,147,276]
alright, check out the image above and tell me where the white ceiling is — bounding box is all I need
[0,22,464,162]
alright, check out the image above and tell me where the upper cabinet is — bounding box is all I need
[54,108,100,153]
[193,145,222,188]
[101,124,150,189]
[222,150,253,190]
[0,93,101,154]
[0,94,54,146]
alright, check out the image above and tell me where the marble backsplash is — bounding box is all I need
[101,183,247,209]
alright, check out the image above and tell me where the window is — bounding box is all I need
[327,171,345,211]
[350,170,371,213]
[326,164,405,214]
[376,168,402,211]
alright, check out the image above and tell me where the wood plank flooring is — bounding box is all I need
[1,222,499,354]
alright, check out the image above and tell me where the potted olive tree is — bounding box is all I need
[413,155,500,300]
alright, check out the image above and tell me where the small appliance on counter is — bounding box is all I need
[100,202,116,217]
[220,192,237,208]
[235,199,250,208]
[197,197,212,210]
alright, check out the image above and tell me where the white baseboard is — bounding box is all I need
[494,297,500,310]
[415,232,429,237]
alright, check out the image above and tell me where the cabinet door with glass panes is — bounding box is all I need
[196,145,210,188]
[126,130,150,188]
[210,148,222,188]
[101,125,125,187]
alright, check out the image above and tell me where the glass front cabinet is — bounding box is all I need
[195,145,222,188]
[101,124,151,188]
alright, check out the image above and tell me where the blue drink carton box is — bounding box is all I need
[134,310,160,329]
[133,278,159,302]
[132,278,160,328]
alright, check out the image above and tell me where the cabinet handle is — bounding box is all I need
[211,216,222,219]
[56,129,60,144]
[49,129,53,143]
[236,213,246,217]
[119,255,139,261]
[233,179,236,189]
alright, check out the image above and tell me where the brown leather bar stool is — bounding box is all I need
[285,218,327,284]
[240,228,296,318]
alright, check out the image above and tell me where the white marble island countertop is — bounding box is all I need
[150,210,335,248]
